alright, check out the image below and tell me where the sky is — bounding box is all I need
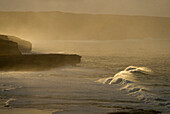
[0,0,170,17]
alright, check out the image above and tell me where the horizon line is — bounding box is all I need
[0,10,170,18]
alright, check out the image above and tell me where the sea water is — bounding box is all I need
[0,39,170,113]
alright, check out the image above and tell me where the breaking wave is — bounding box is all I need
[97,66,153,85]
[97,66,170,106]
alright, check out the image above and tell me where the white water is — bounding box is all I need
[0,39,170,113]
[97,66,170,107]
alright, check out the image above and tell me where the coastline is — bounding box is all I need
[0,34,81,71]
[0,108,62,114]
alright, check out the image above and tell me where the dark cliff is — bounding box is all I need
[0,34,32,53]
[0,54,81,71]
[0,38,21,55]
[0,34,81,71]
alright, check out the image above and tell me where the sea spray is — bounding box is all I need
[97,66,170,106]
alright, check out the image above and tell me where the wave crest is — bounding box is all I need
[97,66,153,85]
[96,66,162,103]
[97,66,170,107]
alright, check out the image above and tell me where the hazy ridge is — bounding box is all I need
[0,11,170,40]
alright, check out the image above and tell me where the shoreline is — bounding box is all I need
[0,108,62,114]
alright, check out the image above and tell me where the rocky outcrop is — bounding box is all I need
[0,38,21,55]
[0,34,81,71]
[0,34,32,53]
[0,54,81,71]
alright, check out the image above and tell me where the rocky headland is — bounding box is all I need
[0,34,81,71]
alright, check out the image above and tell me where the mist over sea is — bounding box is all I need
[0,39,170,113]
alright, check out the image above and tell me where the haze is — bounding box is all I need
[0,1,170,114]
[0,0,170,17]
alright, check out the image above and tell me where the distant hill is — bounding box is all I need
[0,11,169,40]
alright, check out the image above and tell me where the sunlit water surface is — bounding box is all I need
[0,39,170,113]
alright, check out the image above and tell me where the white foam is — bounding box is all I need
[5,98,16,107]
[97,66,153,85]
[97,66,160,103]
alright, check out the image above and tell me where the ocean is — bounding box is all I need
[0,39,170,113]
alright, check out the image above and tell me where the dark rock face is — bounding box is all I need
[0,54,81,71]
[0,38,21,55]
[0,34,81,71]
[8,35,32,53]
[0,34,32,53]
